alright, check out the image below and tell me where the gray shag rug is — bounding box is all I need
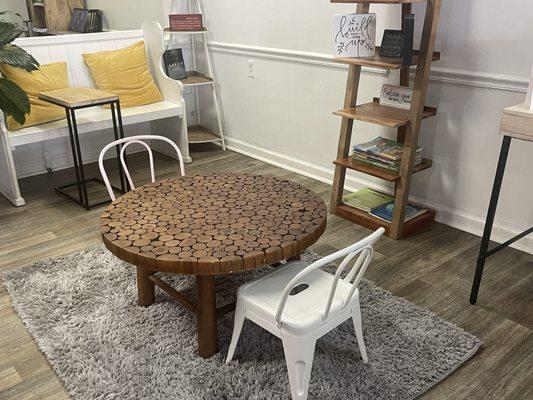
[2,245,481,400]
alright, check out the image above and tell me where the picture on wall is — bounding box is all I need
[333,13,376,58]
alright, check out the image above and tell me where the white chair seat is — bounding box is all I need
[239,262,355,335]
[226,228,385,400]
[8,101,183,147]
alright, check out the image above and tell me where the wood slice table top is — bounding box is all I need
[101,174,327,275]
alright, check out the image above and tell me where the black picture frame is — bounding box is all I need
[379,30,404,58]
[68,8,88,33]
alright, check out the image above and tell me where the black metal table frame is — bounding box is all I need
[470,135,532,304]
[56,99,128,210]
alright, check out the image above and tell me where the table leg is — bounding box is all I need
[470,136,511,305]
[110,101,128,193]
[64,108,83,205]
[69,109,90,209]
[137,267,155,307]
[196,275,218,358]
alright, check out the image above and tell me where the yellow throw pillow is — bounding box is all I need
[1,62,69,131]
[83,41,163,108]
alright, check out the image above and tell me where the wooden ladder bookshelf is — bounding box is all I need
[330,0,442,240]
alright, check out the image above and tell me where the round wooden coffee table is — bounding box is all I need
[100,174,327,358]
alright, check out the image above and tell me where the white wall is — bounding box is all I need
[196,0,533,252]
[85,0,166,30]
[2,0,29,20]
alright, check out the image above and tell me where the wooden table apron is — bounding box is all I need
[100,174,327,358]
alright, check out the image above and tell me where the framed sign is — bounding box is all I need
[380,30,403,58]
[380,84,413,110]
[169,14,203,31]
[333,13,376,58]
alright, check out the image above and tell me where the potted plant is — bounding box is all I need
[0,12,39,125]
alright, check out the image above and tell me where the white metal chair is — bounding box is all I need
[226,228,385,400]
[98,135,186,201]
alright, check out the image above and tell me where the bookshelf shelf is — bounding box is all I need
[188,125,224,143]
[164,28,208,35]
[181,71,213,86]
[333,50,440,70]
[330,0,441,239]
[333,157,432,181]
[334,204,435,237]
[334,99,437,128]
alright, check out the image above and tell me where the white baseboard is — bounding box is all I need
[225,136,533,254]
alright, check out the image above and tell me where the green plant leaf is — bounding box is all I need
[0,44,39,71]
[0,77,30,125]
[0,20,23,46]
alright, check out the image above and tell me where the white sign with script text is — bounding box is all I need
[334,13,376,58]
[380,84,413,110]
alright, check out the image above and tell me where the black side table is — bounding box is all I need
[39,87,128,209]
[470,103,533,304]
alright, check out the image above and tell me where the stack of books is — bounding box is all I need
[352,137,422,171]
[342,187,427,222]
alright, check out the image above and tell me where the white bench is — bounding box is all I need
[0,22,190,207]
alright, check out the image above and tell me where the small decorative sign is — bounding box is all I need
[380,84,413,110]
[169,14,203,31]
[380,30,404,58]
[334,13,376,58]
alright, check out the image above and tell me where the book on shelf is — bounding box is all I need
[342,188,393,212]
[352,153,422,171]
[163,49,187,80]
[370,201,427,223]
[353,136,420,162]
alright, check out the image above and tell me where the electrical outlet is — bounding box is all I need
[248,59,255,78]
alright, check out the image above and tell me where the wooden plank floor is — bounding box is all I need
[0,146,531,399]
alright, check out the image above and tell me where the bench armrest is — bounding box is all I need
[142,21,184,107]
[0,110,9,136]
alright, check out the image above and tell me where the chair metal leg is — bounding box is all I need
[225,301,245,363]
[352,300,368,363]
[470,136,511,305]
[282,334,316,400]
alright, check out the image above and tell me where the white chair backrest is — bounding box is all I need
[98,135,186,201]
[275,228,385,327]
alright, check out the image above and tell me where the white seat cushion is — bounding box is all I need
[239,261,355,335]
[8,101,183,147]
